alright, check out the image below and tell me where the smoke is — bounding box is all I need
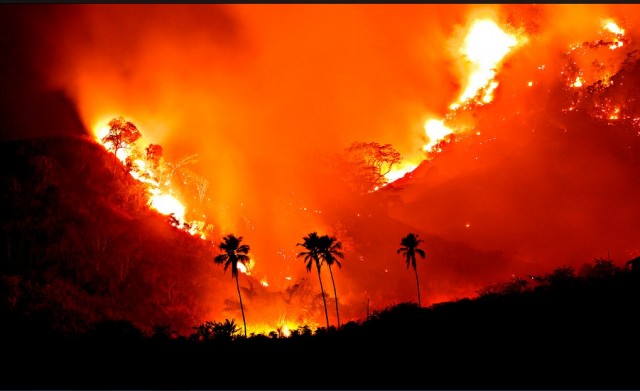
[3,4,640,325]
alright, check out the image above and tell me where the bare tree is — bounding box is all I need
[341,142,402,193]
[180,169,210,205]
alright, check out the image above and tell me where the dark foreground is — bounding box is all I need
[3,267,640,390]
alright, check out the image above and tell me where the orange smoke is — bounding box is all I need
[4,4,640,333]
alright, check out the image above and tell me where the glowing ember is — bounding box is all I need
[260,279,269,287]
[572,76,584,88]
[609,107,620,120]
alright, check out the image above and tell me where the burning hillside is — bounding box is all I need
[2,4,640,335]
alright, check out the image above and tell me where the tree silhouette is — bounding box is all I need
[101,117,141,172]
[214,234,250,337]
[319,234,344,328]
[297,232,330,329]
[397,233,426,307]
[342,141,402,193]
[212,318,241,341]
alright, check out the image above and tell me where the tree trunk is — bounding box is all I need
[328,264,340,328]
[316,260,330,330]
[235,274,247,337]
[414,261,421,307]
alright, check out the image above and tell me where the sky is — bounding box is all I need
[2,4,640,327]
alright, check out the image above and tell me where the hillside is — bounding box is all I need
[0,135,228,335]
[2,260,639,390]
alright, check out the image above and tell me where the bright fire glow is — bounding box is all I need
[603,19,625,49]
[451,19,519,109]
[383,161,419,185]
[420,19,521,156]
[572,76,584,88]
[603,19,624,36]
[91,119,203,236]
[150,194,185,222]
[237,258,255,275]
[423,119,454,151]
[384,18,523,187]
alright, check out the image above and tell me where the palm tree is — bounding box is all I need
[214,234,250,337]
[397,233,426,307]
[319,234,344,328]
[296,232,330,329]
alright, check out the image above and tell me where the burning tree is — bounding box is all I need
[296,232,330,330]
[342,142,402,194]
[397,233,426,307]
[213,234,250,337]
[101,117,141,162]
[145,144,163,169]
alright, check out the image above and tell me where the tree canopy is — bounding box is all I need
[342,141,402,194]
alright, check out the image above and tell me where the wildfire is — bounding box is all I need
[149,193,185,222]
[572,76,584,88]
[92,118,210,238]
[422,18,522,153]
[423,119,454,151]
[604,19,624,35]
[450,19,519,110]
[237,258,255,275]
[562,17,634,124]
[384,18,524,185]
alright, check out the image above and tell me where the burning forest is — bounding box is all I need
[2,4,640,342]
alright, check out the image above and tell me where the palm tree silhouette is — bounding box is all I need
[319,234,344,328]
[397,233,426,307]
[214,234,250,337]
[297,232,330,329]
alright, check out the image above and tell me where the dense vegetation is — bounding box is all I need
[2,135,639,389]
[2,261,639,389]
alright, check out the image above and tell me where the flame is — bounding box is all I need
[450,19,519,110]
[572,76,584,88]
[237,258,255,275]
[603,19,625,50]
[425,19,521,155]
[603,19,624,36]
[563,17,631,122]
[384,18,523,186]
[383,161,419,185]
[423,119,454,151]
[247,319,316,337]
[91,118,205,237]
[149,194,185,221]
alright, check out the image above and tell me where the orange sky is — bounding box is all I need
[2,4,640,328]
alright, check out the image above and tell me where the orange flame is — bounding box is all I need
[385,18,523,185]
[450,19,519,110]
[91,118,207,237]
